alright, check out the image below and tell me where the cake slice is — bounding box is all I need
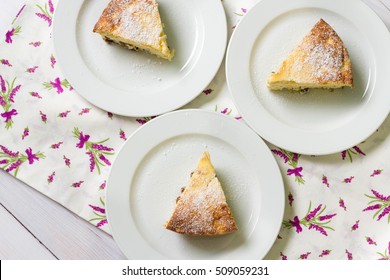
[93,0,174,60]
[267,19,353,91]
[165,152,238,236]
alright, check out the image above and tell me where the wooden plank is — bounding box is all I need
[0,204,56,260]
[0,172,125,259]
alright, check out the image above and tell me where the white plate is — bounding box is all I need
[226,0,390,155]
[106,110,284,259]
[53,0,226,117]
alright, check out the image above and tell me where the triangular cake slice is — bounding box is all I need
[165,152,238,235]
[267,19,353,91]
[93,0,174,60]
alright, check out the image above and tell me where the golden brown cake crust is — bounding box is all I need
[268,19,353,90]
[93,0,174,60]
[165,152,238,236]
[93,0,129,34]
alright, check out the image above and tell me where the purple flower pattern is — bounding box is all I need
[21,127,29,140]
[272,148,305,184]
[319,250,331,258]
[71,180,84,188]
[366,237,377,246]
[35,1,54,26]
[12,4,26,25]
[346,249,353,260]
[50,141,63,149]
[47,171,55,184]
[119,129,127,141]
[283,202,336,236]
[371,169,383,177]
[26,66,38,73]
[343,176,355,183]
[341,145,366,162]
[73,127,115,174]
[299,252,311,260]
[322,175,330,188]
[1,59,12,67]
[377,242,390,260]
[29,41,42,47]
[63,155,71,168]
[5,26,21,44]
[58,110,70,118]
[99,181,106,191]
[88,197,107,228]
[0,76,21,129]
[339,198,347,211]
[351,220,359,231]
[363,189,390,223]
[0,145,45,177]
[50,54,56,68]
[30,91,42,99]
[39,111,47,123]
[43,77,71,94]
[78,108,91,116]
[288,192,294,207]
[202,88,213,95]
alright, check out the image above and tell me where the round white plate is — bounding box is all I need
[53,0,227,117]
[106,110,285,259]
[226,0,390,155]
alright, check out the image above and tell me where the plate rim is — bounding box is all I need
[53,0,227,117]
[226,0,390,155]
[106,109,285,259]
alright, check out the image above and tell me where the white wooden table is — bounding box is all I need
[1,0,389,260]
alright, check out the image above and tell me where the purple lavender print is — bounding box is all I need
[371,169,383,177]
[5,26,21,44]
[47,171,55,184]
[0,145,45,177]
[88,197,107,228]
[283,201,337,236]
[1,76,21,129]
[319,250,331,258]
[12,4,26,25]
[345,249,353,260]
[22,127,29,140]
[366,237,377,246]
[363,189,390,223]
[339,198,347,211]
[30,92,42,99]
[43,77,71,94]
[58,110,71,118]
[73,127,115,174]
[50,54,56,68]
[29,41,42,47]
[35,1,54,27]
[377,242,390,260]
[322,175,330,188]
[119,129,127,141]
[272,148,305,184]
[71,181,84,188]
[341,145,366,162]
[136,116,156,125]
[1,59,12,67]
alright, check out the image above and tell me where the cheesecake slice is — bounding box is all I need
[93,0,174,60]
[267,19,353,91]
[166,152,238,236]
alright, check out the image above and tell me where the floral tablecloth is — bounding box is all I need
[0,0,389,260]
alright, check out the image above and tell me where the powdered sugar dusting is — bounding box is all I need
[111,0,163,47]
[289,19,349,83]
[171,175,231,235]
